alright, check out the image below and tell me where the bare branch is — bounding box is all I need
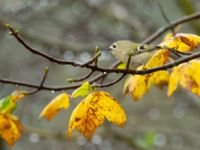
[156,0,175,35]
[142,11,200,45]
[28,67,49,95]
[1,49,200,91]
[1,11,200,92]
[68,70,94,83]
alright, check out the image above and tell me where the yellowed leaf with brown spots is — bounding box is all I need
[67,91,126,139]
[40,93,70,121]
[147,71,169,88]
[168,60,200,96]
[160,33,200,52]
[0,114,22,145]
[145,49,169,68]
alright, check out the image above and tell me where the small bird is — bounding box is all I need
[107,40,158,68]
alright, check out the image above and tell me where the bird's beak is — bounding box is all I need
[101,48,112,51]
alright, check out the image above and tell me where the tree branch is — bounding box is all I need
[1,11,200,92]
[156,0,175,35]
[142,11,200,45]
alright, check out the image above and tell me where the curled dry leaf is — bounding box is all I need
[168,60,200,96]
[0,114,22,145]
[160,33,200,52]
[67,91,126,139]
[40,93,70,121]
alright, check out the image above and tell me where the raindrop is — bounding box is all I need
[29,133,40,143]
[51,90,55,94]
[154,133,167,147]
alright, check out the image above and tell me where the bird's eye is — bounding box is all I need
[139,45,144,50]
[112,44,117,48]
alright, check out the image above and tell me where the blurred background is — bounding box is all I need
[0,0,200,150]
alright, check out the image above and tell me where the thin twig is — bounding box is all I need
[79,52,101,67]
[94,74,125,88]
[68,70,94,82]
[6,24,100,68]
[1,11,200,91]
[168,48,182,58]
[28,67,49,94]
[142,11,200,44]
[156,0,175,35]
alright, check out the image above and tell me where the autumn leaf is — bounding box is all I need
[40,93,70,121]
[72,81,93,98]
[0,96,16,114]
[160,33,200,52]
[0,91,26,114]
[125,50,169,100]
[147,71,169,88]
[125,74,148,100]
[0,114,22,145]
[117,63,127,69]
[168,60,200,96]
[67,91,126,139]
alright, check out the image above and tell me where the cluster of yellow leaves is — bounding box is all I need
[124,33,200,100]
[124,50,170,100]
[67,91,126,139]
[40,84,126,139]
[39,33,200,141]
[0,91,26,145]
[0,114,22,145]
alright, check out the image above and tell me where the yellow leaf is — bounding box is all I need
[0,114,22,145]
[67,91,126,139]
[40,93,70,121]
[160,33,200,52]
[168,60,200,96]
[167,66,181,96]
[145,49,169,68]
[147,71,169,88]
[128,75,148,101]
[123,75,132,95]
[163,32,174,41]
[125,50,169,101]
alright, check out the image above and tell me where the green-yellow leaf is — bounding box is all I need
[0,96,16,114]
[72,81,93,98]
[117,63,127,69]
